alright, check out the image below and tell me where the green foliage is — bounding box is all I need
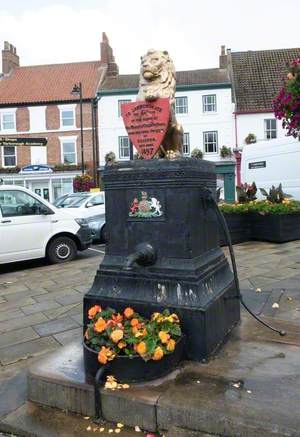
[191,148,203,159]
[105,151,116,165]
[219,146,232,158]
[244,133,257,144]
[219,203,252,214]
[219,200,300,215]
[259,184,291,203]
[236,182,257,203]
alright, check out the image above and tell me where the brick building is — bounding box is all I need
[0,34,117,202]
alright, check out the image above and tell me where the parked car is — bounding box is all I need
[53,192,106,242]
[0,185,92,264]
[87,213,106,242]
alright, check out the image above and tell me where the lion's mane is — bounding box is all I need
[137,50,176,105]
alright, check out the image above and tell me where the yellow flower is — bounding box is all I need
[151,312,161,321]
[136,341,147,356]
[164,313,180,324]
[166,339,176,351]
[159,331,170,344]
[110,329,124,343]
[94,317,107,333]
[117,341,126,349]
[153,346,164,361]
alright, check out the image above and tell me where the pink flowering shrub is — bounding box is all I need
[73,174,96,192]
[273,58,300,138]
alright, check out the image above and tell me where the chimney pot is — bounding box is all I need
[2,41,19,75]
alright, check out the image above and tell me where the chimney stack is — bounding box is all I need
[2,41,19,75]
[219,45,227,69]
[100,32,119,77]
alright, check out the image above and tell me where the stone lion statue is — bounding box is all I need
[137,49,183,158]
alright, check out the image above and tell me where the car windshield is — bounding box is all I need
[55,195,90,208]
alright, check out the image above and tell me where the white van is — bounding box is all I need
[241,137,300,200]
[0,185,92,264]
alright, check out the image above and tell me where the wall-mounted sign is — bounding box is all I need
[19,164,53,174]
[248,161,266,169]
[0,137,47,147]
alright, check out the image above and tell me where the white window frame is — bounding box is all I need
[202,94,217,113]
[59,105,76,130]
[2,146,17,167]
[175,96,188,115]
[0,109,17,132]
[183,132,190,156]
[203,131,218,154]
[264,119,277,139]
[118,136,130,160]
[59,136,77,165]
[118,99,131,117]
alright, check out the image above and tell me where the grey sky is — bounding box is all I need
[0,0,299,73]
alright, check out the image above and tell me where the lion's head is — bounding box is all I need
[137,49,176,104]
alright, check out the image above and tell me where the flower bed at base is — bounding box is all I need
[83,306,184,382]
[219,200,300,244]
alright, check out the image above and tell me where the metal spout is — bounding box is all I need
[124,252,141,270]
[123,242,157,271]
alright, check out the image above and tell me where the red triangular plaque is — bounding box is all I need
[121,98,170,159]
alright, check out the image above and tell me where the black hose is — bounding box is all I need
[212,195,286,337]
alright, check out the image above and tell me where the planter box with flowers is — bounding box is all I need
[218,183,257,245]
[218,203,252,245]
[250,200,300,243]
[84,305,184,383]
[219,184,300,244]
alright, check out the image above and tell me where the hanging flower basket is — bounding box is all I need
[83,306,184,382]
[273,57,300,138]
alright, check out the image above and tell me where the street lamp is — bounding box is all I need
[71,82,84,174]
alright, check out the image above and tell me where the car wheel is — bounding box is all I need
[47,236,77,264]
[100,224,108,244]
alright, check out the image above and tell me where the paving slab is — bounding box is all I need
[0,313,48,335]
[0,327,39,350]
[0,402,142,437]
[0,336,60,365]
[33,316,80,337]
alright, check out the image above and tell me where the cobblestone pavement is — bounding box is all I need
[0,240,300,431]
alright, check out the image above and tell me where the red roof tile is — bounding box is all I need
[0,61,102,105]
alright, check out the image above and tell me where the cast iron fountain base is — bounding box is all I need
[84,158,240,361]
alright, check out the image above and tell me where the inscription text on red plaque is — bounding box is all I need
[121,98,170,159]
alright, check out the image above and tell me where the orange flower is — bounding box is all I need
[112,313,123,323]
[153,346,164,361]
[94,317,107,333]
[136,341,147,356]
[98,346,116,364]
[110,329,124,343]
[159,331,170,344]
[117,341,126,349]
[88,305,101,319]
[124,307,134,319]
[166,339,176,352]
[130,318,140,327]
[132,326,139,335]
